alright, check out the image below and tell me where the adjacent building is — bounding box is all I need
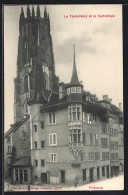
[4,5,124,186]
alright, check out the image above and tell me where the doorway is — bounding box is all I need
[89,168,93,182]
[106,166,109,178]
[60,170,65,183]
[83,169,86,181]
[41,173,47,184]
[19,169,23,183]
[111,167,114,177]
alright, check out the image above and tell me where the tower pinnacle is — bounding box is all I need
[37,5,40,18]
[27,5,31,18]
[70,45,80,85]
[44,6,47,18]
[32,6,35,18]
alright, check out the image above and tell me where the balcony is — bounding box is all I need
[69,142,83,149]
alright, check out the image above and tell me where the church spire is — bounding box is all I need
[37,5,40,18]
[19,7,24,26]
[70,45,80,85]
[27,5,31,18]
[44,6,47,18]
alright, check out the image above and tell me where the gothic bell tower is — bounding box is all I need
[14,5,59,123]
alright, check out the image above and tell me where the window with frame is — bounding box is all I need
[69,128,82,143]
[8,146,12,153]
[77,87,81,93]
[41,121,44,129]
[106,152,109,160]
[8,157,12,164]
[50,153,57,162]
[68,104,82,121]
[71,87,76,93]
[41,159,45,166]
[87,113,96,124]
[102,124,108,134]
[34,141,37,148]
[34,160,38,166]
[67,88,70,95]
[89,133,93,145]
[83,112,85,122]
[101,138,108,148]
[34,125,37,132]
[88,152,95,161]
[49,133,57,146]
[95,134,98,144]
[49,113,56,124]
[87,113,92,124]
[95,152,100,161]
[41,141,45,148]
[21,138,27,148]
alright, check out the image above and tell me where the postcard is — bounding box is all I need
[4,4,123,191]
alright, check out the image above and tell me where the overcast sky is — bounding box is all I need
[4,5,123,132]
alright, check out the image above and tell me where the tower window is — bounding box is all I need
[67,88,70,95]
[34,125,37,132]
[41,121,44,129]
[69,128,82,143]
[77,87,81,93]
[24,75,29,92]
[71,87,76,93]
[68,104,82,121]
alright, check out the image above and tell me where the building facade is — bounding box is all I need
[4,5,124,186]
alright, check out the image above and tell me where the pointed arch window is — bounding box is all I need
[24,75,29,92]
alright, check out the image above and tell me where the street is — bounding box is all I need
[4,174,124,191]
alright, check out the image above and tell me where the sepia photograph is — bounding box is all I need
[4,4,124,191]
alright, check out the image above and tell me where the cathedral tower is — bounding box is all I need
[14,5,59,123]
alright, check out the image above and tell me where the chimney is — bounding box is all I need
[108,99,112,103]
[119,102,122,111]
[59,82,65,99]
[103,95,108,101]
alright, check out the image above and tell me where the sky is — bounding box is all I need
[4,5,123,132]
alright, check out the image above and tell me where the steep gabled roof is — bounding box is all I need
[4,115,30,138]
[11,156,31,166]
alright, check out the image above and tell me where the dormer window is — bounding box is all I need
[67,88,70,95]
[77,87,81,93]
[71,87,76,93]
